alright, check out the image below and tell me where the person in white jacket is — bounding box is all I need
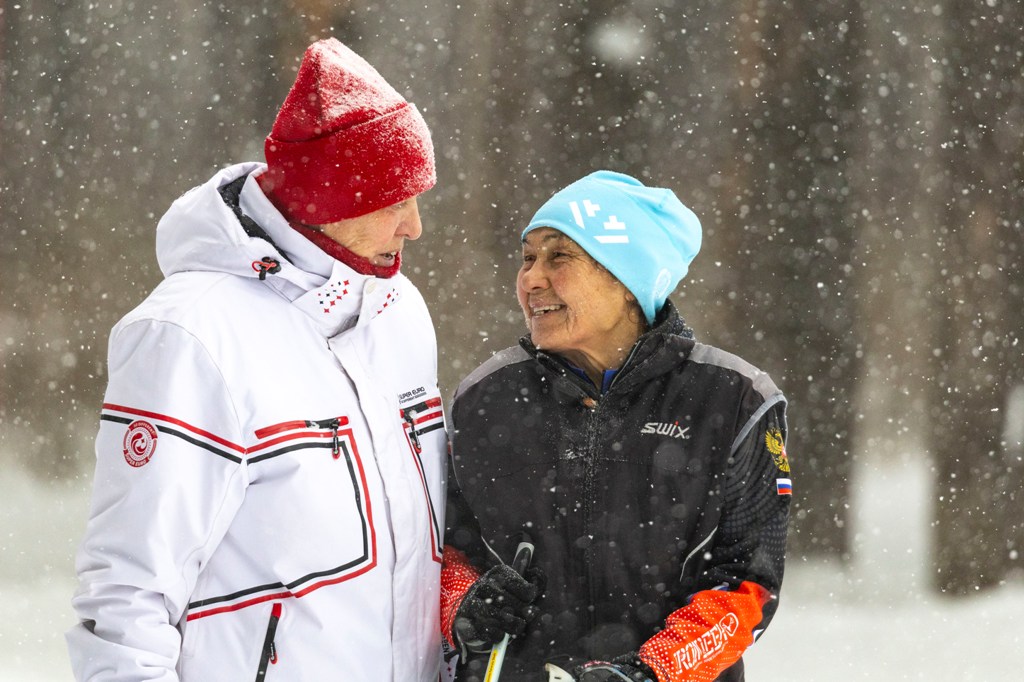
[67,38,448,681]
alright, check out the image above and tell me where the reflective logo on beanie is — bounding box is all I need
[569,199,600,226]
[568,199,629,244]
[654,268,673,299]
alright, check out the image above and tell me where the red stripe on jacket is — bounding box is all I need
[103,403,246,453]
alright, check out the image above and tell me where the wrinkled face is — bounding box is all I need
[517,227,643,366]
[318,198,422,267]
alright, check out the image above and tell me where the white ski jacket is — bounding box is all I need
[67,163,447,681]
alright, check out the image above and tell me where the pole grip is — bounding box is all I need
[482,536,535,682]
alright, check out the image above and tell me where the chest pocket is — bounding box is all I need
[249,416,376,569]
[184,416,379,622]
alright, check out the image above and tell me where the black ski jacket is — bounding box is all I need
[444,302,791,682]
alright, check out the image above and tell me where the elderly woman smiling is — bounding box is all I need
[440,171,793,682]
[518,226,647,390]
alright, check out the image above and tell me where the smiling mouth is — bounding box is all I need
[530,304,565,317]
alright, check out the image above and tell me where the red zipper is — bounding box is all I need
[254,416,350,440]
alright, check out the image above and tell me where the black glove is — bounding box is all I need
[452,563,544,653]
[573,653,657,682]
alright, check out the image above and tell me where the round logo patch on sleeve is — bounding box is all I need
[123,420,159,467]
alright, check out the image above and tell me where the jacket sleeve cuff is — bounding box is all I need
[440,545,482,646]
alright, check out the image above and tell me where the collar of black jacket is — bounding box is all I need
[519,299,697,395]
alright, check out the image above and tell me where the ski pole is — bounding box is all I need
[482,538,535,682]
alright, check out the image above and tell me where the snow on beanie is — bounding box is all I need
[523,171,702,325]
[259,38,436,224]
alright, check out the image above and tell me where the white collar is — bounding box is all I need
[239,170,405,338]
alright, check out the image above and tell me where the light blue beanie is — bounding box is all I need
[523,170,702,325]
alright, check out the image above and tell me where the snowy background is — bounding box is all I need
[2,1,1023,680]
[4,447,1022,680]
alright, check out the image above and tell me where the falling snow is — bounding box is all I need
[2,1,1022,679]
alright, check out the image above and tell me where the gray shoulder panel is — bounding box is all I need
[454,345,533,401]
[689,342,782,402]
[689,343,787,454]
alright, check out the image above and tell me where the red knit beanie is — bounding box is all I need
[259,38,436,224]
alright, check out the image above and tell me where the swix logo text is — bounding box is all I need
[640,421,691,439]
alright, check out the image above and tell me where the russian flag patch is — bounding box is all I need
[776,478,793,495]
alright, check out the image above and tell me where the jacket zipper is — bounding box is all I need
[310,418,342,458]
[400,397,441,454]
[255,602,282,681]
[254,417,348,458]
[401,408,422,453]
[582,397,602,635]
[539,342,645,633]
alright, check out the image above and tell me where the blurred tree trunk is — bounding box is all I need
[356,1,866,565]
[0,2,291,476]
[342,0,520,399]
[6,2,1022,599]
[846,6,945,463]
[709,0,866,557]
[1,1,119,477]
[928,0,1024,594]
[358,0,742,398]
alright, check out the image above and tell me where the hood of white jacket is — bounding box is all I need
[155,162,408,338]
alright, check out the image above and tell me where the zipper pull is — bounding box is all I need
[257,602,283,679]
[402,408,422,452]
[309,418,342,459]
[328,418,340,459]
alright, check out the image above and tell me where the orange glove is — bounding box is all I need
[639,581,772,682]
